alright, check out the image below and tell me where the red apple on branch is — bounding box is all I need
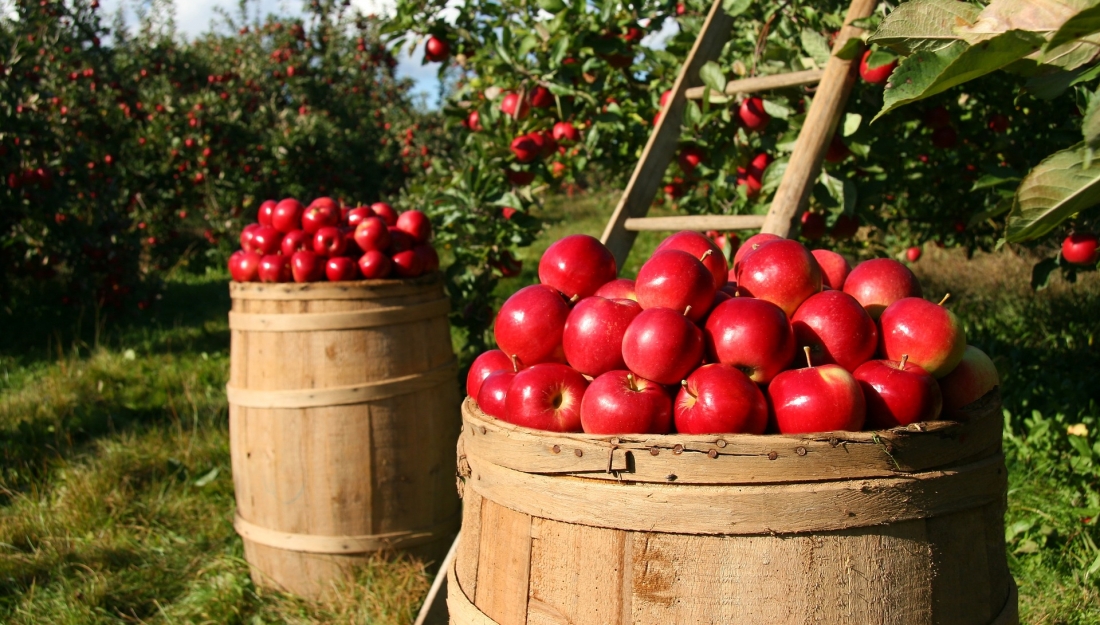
[738,97,770,132]
[854,355,943,429]
[504,363,589,432]
[878,295,967,378]
[768,347,866,434]
[563,296,642,377]
[675,364,768,434]
[1062,232,1099,265]
[552,121,579,143]
[424,35,450,63]
[622,307,704,385]
[704,297,795,384]
[580,370,671,435]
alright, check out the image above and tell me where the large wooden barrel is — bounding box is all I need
[227,275,461,600]
[449,394,1017,625]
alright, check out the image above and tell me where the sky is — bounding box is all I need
[96,0,678,108]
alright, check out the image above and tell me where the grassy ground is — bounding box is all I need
[1,190,1098,623]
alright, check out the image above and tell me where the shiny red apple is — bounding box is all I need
[842,258,923,319]
[494,284,571,367]
[811,249,851,290]
[675,364,768,434]
[635,249,715,323]
[580,370,672,434]
[562,296,642,377]
[354,217,391,252]
[1062,232,1099,265]
[791,290,878,372]
[704,297,795,384]
[622,307,704,385]
[370,202,399,226]
[593,278,637,301]
[878,296,967,378]
[392,249,424,278]
[854,356,943,429]
[258,254,291,283]
[387,228,416,254]
[302,203,340,234]
[416,244,440,273]
[736,239,822,317]
[396,210,432,243]
[538,234,617,300]
[358,249,393,279]
[732,232,781,272]
[655,230,728,289]
[290,250,324,282]
[228,250,261,282]
[938,345,1000,418]
[240,223,261,253]
[271,198,304,233]
[325,256,359,281]
[313,226,347,257]
[467,349,516,399]
[257,199,276,226]
[346,207,375,229]
[503,363,588,432]
[768,348,866,433]
[477,370,516,420]
[281,229,310,256]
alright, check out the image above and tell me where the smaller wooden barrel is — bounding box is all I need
[227,275,461,600]
[449,393,1017,625]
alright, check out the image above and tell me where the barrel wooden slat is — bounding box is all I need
[229,276,460,600]
[450,396,1017,624]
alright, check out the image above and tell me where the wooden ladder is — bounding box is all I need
[600,0,878,269]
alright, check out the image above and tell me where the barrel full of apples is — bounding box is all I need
[470,231,1000,435]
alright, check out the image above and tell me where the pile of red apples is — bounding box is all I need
[468,231,1000,435]
[228,197,438,283]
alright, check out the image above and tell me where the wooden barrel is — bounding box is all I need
[449,393,1018,625]
[227,275,461,600]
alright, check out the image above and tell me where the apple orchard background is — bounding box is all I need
[2,0,1100,621]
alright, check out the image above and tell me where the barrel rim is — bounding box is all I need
[229,271,442,300]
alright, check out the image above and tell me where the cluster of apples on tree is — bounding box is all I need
[229,197,438,283]
[467,231,1000,436]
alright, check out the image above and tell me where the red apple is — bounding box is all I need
[854,357,943,429]
[346,207,375,229]
[737,239,822,317]
[387,228,416,253]
[859,50,897,85]
[677,145,705,175]
[354,217,391,252]
[528,85,553,108]
[500,92,529,119]
[580,371,672,435]
[477,369,516,420]
[257,199,276,226]
[342,227,362,259]
[538,234,617,300]
[906,246,922,262]
[251,225,282,256]
[748,153,771,178]
[290,250,324,282]
[310,196,338,211]
[938,346,1000,418]
[511,135,540,163]
[503,363,588,432]
[505,169,535,186]
[271,198,303,233]
[552,121,579,143]
[416,244,440,273]
[467,349,516,400]
[240,223,261,253]
[811,249,851,290]
[768,348,866,433]
[622,307,704,385]
[281,229,310,256]
[732,232,781,272]
[396,210,432,243]
[791,290,878,372]
[302,203,340,234]
[494,284,570,366]
[704,297,795,384]
[228,250,261,282]
[675,364,768,434]
[370,202,398,226]
[465,110,482,131]
[424,35,450,63]
[313,226,347,257]
[738,97,770,131]
[636,249,715,323]
[879,296,967,378]
[655,230,728,289]
[358,249,393,279]
[563,296,642,377]
[1062,232,1099,265]
[258,254,291,283]
[593,278,637,301]
[800,212,826,240]
[325,256,359,281]
[392,249,424,278]
[842,258,923,319]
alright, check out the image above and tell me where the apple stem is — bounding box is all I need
[510,354,520,373]
[683,305,692,317]
[900,354,909,369]
[627,372,638,392]
[699,249,713,262]
[681,379,696,398]
[569,294,580,304]
[804,345,813,368]
[937,293,951,306]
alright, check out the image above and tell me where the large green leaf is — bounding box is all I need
[1046,2,1100,50]
[957,0,1089,44]
[1006,143,1100,241]
[868,0,979,53]
[699,61,727,93]
[874,31,1044,121]
[1084,90,1100,152]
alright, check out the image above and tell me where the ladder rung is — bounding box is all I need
[684,69,824,100]
[623,215,767,232]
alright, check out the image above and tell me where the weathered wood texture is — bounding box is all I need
[683,68,824,100]
[228,276,461,600]
[448,396,1017,624]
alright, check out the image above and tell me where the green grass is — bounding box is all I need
[1,190,1098,623]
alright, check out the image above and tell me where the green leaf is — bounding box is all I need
[1047,4,1100,51]
[1083,90,1100,151]
[684,100,703,128]
[760,159,787,195]
[722,0,752,18]
[761,99,791,120]
[800,28,831,67]
[551,37,570,65]
[874,32,1045,121]
[843,112,862,137]
[699,61,727,93]
[971,173,1021,191]
[537,0,566,14]
[868,0,979,54]
[866,49,897,69]
[819,171,854,213]
[834,37,863,61]
[1006,143,1100,242]
[518,34,539,57]
[968,195,1014,227]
